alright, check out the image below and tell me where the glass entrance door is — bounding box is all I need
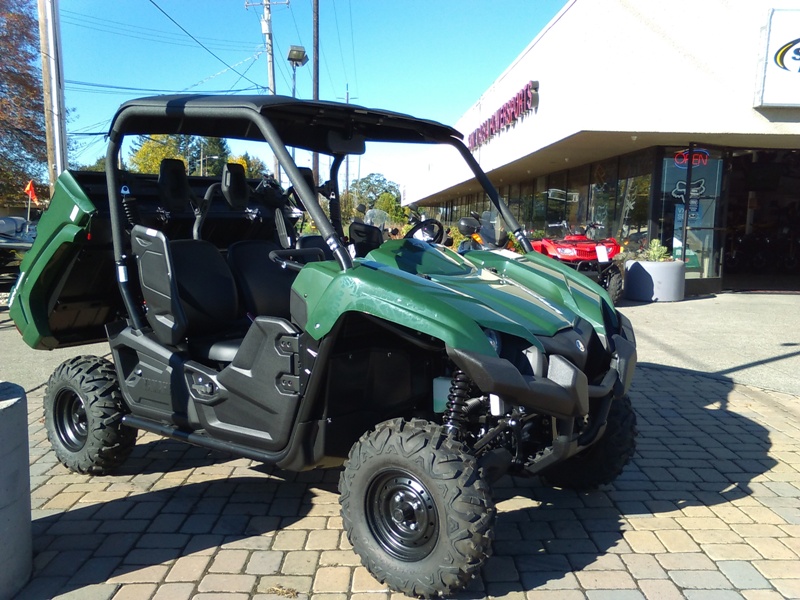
[660,145,726,282]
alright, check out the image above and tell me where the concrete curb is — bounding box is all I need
[0,381,32,600]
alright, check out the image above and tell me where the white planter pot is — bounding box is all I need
[624,260,685,302]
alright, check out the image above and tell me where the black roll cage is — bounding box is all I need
[103,94,533,325]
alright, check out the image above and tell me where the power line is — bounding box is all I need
[330,0,350,85]
[61,12,256,53]
[269,22,295,93]
[346,0,359,97]
[147,0,263,90]
[182,52,265,92]
[227,53,262,92]
[64,79,261,95]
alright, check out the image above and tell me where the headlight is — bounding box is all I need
[484,329,502,354]
[557,247,577,256]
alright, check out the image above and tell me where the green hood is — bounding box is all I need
[462,248,618,338]
[293,239,587,356]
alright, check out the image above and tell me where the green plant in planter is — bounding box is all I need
[637,239,673,262]
[625,238,685,301]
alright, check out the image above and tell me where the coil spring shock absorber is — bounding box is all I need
[444,370,470,437]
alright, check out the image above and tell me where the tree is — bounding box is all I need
[194,137,230,176]
[230,152,269,179]
[76,155,127,173]
[374,191,406,224]
[80,156,106,172]
[0,0,46,205]
[127,135,230,176]
[128,135,188,174]
[339,190,356,223]
[349,173,400,209]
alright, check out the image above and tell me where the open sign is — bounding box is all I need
[674,148,710,169]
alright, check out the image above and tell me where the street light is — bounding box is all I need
[287,46,309,98]
[287,45,308,160]
[198,155,219,176]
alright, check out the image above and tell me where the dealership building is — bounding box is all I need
[408,0,800,296]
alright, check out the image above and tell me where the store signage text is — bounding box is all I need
[674,148,710,169]
[468,80,538,151]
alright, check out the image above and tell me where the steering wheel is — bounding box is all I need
[404,218,444,244]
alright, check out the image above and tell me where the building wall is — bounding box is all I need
[407,0,800,205]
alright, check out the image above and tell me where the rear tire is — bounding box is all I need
[44,356,136,474]
[339,418,495,598]
[542,394,637,490]
[603,266,624,305]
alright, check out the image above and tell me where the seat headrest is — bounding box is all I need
[158,158,193,212]
[349,221,383,246]
[222,163,250,210]
[297,167,316,189]
[289,167,317,211]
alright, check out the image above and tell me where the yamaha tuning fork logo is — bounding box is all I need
[774,36,800,71]
[757,9,800,107]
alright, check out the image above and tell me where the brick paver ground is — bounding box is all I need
[14,366,800,599]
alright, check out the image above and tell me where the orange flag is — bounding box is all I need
[24,180,38,205]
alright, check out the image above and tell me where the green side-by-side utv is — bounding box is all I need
[10,95,637,597]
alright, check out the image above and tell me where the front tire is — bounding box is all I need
[339,418,495,598]
[44,356,136,474]
[542,394,637,490]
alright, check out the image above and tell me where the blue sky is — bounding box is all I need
[62,0,566,174]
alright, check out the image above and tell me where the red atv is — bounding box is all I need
[530,221,624,304]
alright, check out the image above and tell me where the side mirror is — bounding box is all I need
[458,216,481,236]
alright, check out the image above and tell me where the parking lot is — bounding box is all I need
[2,288,800,599]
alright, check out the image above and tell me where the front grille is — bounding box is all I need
[574,247,599,260]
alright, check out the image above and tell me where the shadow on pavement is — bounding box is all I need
[18,439,325,600]
[476,365,778,595]
[17,367,779,598]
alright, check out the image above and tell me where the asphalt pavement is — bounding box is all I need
[616,292,800,398]
[1,285,800,599]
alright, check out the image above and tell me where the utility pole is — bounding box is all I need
[245,0,288,183]
[338,84,357,195]
[312,0,319,187]
[37,0,68,195]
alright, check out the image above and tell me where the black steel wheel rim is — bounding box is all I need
[53,388,88,452]
[365,469,439,562]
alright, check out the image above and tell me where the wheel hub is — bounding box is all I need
[366,470,439,561]
[54,389,88,452]
[390,490,425,530]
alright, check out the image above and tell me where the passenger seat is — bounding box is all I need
[226,239,296,320]
[131,226,246,364]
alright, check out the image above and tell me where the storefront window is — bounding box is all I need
[589,159,618,240]
[567,165,590,231]
[661,146,724,279]
[519,180,534,232]
[616,149,655,248]
[544,171,568,235]
[531,176,548,236]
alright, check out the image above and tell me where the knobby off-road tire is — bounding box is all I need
[339,418,495,598]
[543,394,637,490]
[44,355,137,475]
[604,266,624,306]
